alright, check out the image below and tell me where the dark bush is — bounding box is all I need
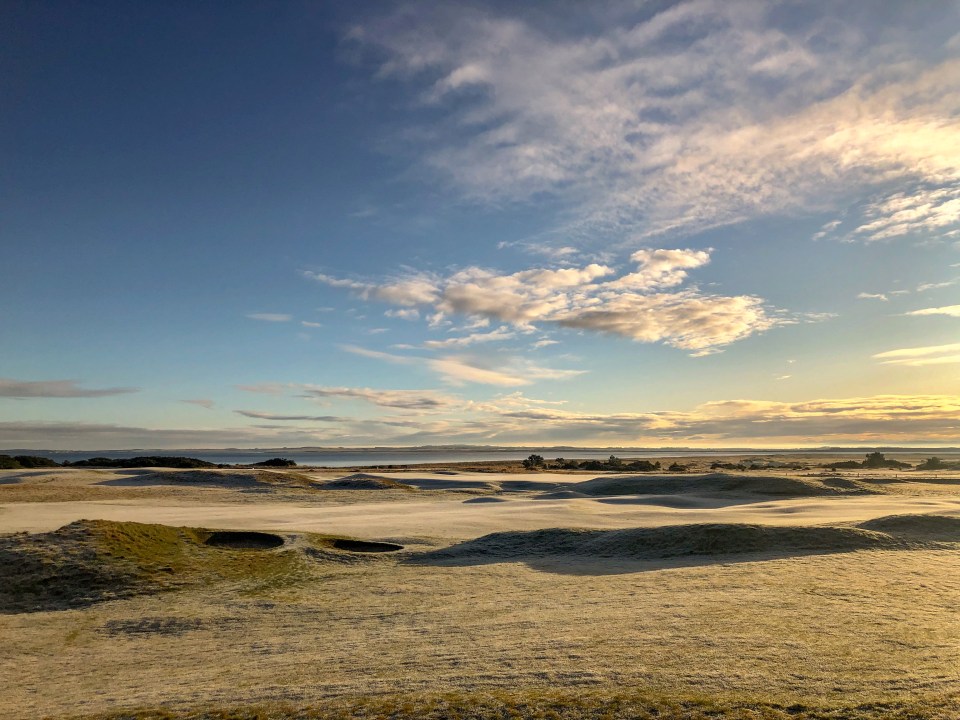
[0,455,21,469]
[66,456,215,469]
[253,458,297,467]
[522,454,546,469]
[13,455,60,468]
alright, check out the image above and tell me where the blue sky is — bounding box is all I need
[2,0,959,449]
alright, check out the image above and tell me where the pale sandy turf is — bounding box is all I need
[3,461,960,718]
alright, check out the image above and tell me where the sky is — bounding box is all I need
[2,0,959,450]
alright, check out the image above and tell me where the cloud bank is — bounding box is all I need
[352,1,960,243]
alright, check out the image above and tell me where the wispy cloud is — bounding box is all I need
[181,398,215,409]
[903,305,960,318]
[856,292,888,302]
[235,410,342,422]
[422,326,516,349]
[247,313,293,322]
[427,355,585,387]
[352,3,960,243]
[314,248,785,354]
[873,342,960,367]
[297,385,459,410]
[236,383,288,395]
[850,185,960,243]
[340,342,584,387]
[303,271,439,306]
[0,379,138,399]
[338,344,416,364]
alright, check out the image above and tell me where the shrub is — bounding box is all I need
[13,455,59,468]
[253,458,297,467]
[522,454,545,469]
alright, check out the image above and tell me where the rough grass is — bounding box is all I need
[415,517,957,564]
[63,689,960,719]
[321,473,417,490]
[0,520,395,612]
[571,473,878,497]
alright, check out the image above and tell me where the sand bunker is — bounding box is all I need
[330,538,404,553]
[322,474,416,491]
[204,531,285,549]
[570,472,877,498]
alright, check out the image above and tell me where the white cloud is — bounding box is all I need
[873,342,960,367]
[916,279,960,292]
[316,249,782,354]
[305,271,439,306]
[181,398,215,409]
[0,379,138,399]
[852,185,960,242]
[903,305,960,318]
[247,313,292,322]
[301,320,324,328]
[423,326,516,349]
[427,357,531,387]
[338,344,415,364]
[856,292,888,301]
[385,308,421,320]
[353,4,960,243]
[606,248,711,290]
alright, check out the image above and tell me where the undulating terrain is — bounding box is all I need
[3,456,960,719]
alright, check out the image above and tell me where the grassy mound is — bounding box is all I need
[322,473,416,490]
[571,472,875,497]
[859,514,960,540]
[0,520,402,613]
[419,522,932,563]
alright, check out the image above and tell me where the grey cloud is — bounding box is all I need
[181,399,215,409]
[0,379,139,399]
[235,410,343,422]
[247,313,293,322]
[299,386,458,410]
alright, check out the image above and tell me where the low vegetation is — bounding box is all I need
[824,452,911,470]
[0,454,60,469]
[65,690,960,720]
[64,456,217,468]
[526,454,662,471]
[251,458,297,467]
